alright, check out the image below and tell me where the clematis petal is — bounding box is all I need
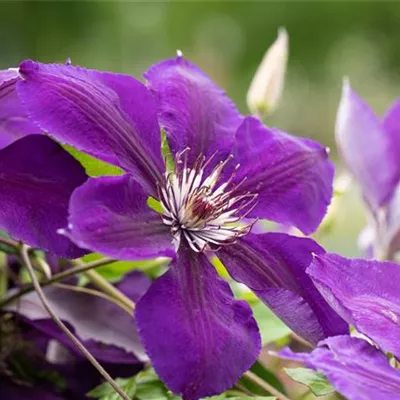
[0,69,41,149]
[135,246,261,400]
[218,233,348,345]
[384,184,400,257]
[383,98,400,157]
[17,60,164,195]
[279,335,400,400]
[335,81,400,209]
[68,174,175,260]
[308,253,400,359]
[145,55,243,172]
[232,116,333,235]
[0,135,87,258]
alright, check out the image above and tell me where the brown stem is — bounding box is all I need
[0,257,118,307]
[244,370,292,400]
[54,283,133,314]
[19,244,131,400]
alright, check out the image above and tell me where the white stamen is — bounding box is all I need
[159,153,256,252]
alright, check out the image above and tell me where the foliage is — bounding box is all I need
[284,367,335,396]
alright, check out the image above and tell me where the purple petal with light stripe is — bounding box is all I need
[218,233,348,345]
[18,60,164,195]
[232,117,333,234]
[136,246,260,400]
[145,56,243,173]
[68,174,175,260]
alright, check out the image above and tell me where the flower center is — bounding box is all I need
[158,150,257,252]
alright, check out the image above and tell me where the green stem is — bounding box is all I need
[0,253,8,297]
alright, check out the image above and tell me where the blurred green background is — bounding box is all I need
[2,0,399,256]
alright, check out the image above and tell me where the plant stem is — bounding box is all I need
[233,382,254,396]
[54,283,133,314]
[0,257,119,307]
[0,235,19,249]
[226,389,253,397]
[19,244,131,400]
[244,371,292,400]
[70,261,135,313]
[0,253,8,297]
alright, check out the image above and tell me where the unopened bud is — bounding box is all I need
[247,27,288,118]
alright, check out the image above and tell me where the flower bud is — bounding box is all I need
[247,27,288,118]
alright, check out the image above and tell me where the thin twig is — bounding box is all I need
[0,235,19,249]
[54,283,133,314]
[83,269,135,312]
[290,333,313,349]
[32,255,52,280]
[226,389,253,397]
[0,256,118,307]
[19,244,131,400]
[244,370,292,400]
[234,381,255,396]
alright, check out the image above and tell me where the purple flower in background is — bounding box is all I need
[0,69,40,149]
[11,55,346,399]
[2,270,150,399]
[307,252,400,359]
[279,335,400,400]
[336,80,400,259]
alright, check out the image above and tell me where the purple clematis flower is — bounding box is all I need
[336,80,400,259]
[279,335,400,400]
[12,55,347,399]
[0,69,41,149]
[307,252,400,359]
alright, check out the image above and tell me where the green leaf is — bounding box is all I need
[161,128,175,173]
[63,144,123,177]
[135,369,179,400]
[147,196,164,214]
[87,377,136,400]
[79,253,169,283]
[251,301,292,344]
[284,367,335,396]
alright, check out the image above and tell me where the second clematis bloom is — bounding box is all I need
[14,55,346,399]
[335,80,400,259]
[308,252,400,359]
[276,252,400,400]
[279,335,400,400]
